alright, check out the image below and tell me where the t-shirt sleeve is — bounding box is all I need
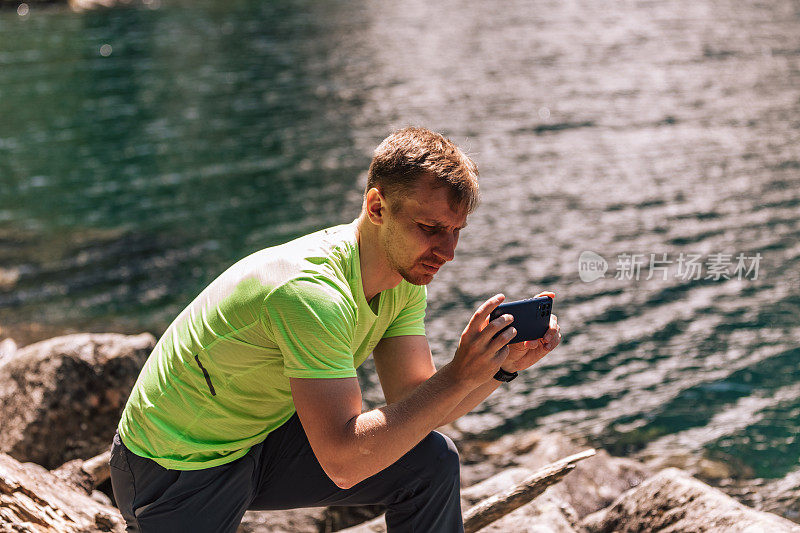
[263,278,358,379]
[383,283,427,338]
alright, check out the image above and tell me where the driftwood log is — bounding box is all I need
[340,448,596,532]
[463,448,596,532]
[52,451,111,494]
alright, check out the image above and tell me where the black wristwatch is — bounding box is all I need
[493,367,519,382]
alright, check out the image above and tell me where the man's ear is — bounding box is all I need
[364,187,387,225]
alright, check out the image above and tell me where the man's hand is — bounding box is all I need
[447,294,517,389]
[502,291,561,373]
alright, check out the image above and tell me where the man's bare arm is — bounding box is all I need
[373,335,502,427]
[290,294,515,489]
[439,378,503,426]
[373,292,562,428]
[291,366,470,489]
[443,305,562,424]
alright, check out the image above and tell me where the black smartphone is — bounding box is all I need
[489,295,553,344]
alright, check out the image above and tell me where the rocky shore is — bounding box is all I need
[1,332,798,532]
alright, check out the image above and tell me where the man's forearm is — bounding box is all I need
[438,377,503,427]
[334,363,472,488]
[439,359,523,427]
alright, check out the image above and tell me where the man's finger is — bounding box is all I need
[466,294,505,334]
[507,340,528,351]
[493,344,511,364]
[535,291,555,299]
[545,330,562,351]
[484,314,514,337]
[543,314,558,342]
[518,347,549,369]
[488,326,517,353]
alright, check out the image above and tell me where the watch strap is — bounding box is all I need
[493,367,519,382]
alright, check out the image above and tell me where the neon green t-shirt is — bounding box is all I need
[118,221,426,470]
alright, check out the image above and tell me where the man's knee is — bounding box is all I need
[412,431,460,479]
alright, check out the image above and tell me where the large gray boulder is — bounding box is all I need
[0,333,155,468]
[0,452,125,532]
[580,468,800,532]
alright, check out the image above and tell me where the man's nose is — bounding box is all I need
[432,233,456,262]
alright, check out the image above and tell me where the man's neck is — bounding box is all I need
[354,215,402,302]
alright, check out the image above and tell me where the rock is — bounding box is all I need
[525,444,652,519]
[462,466,580,533]
[695,457,741,481]
[0,451,125,532]
[52,451,112,495]
[459,431,543,487]
[472,492,580,533]
[239,504,388,532]
[638,448,751,481]
[741,469,800,523]
[465,430,652,519]
[580,468,800,532]
[237,508,327,533]
[340,450,596,533]
[91,489,113,506]
[0,267,20,290]
[0,338,15,364]
[461,467,534,507]
[0,333,155,468]
[339,483,580,533]
[67,0,157,11]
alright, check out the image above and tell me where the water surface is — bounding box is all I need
[1,0,799,496]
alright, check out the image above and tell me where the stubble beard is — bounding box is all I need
[381,227,432,286]
[397,262,433,286]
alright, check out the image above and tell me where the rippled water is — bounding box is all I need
[1,0,799,497]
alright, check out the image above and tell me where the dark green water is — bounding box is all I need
[2,0,800,497]
[1,1,371,335]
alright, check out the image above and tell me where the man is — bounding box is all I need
[110,127,561,532]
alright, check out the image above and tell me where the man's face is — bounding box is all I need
[380,180,469,285]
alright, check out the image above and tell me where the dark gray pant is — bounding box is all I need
[109,414,463,532]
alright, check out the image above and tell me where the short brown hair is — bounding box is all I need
[366,127,479,213]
